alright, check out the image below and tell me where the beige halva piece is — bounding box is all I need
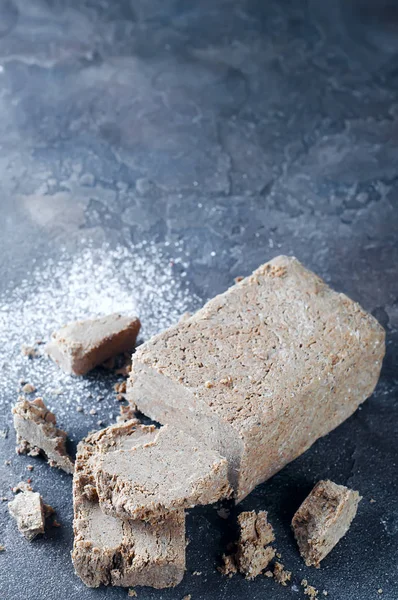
[127,256,385,501]
[292,479,361,567]
[94,423,232,522]
[13,397,74,474]
[72,421,186,589]
[8,486,46,541]
[46,313,140,375]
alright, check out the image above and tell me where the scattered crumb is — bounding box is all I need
[27,478,32,484]
[234,276,244,283]
[204,381,213,388]
[264,570,273,578]
[4,460,11,466]
[192,571,202,576]
[21,345,38,359]
[0,427,9,439]
[89,408,97,416]
[218,553,237,577]
[114,381,127,394]
[97,420,104,427]
[116,394,125,401]
[128,588,137,597]
[44,504,54,518]
[21,383,36,394]
[26,465,34,471]
[116,404,138,423]
[322,592,328,597]
[370,498,376,503]
[97,395,104,402]
[217,507,230,520]
[301,579,318,598]
[51,388,63,396]
[273,562,291,586]
[1,497,8,502]
[12,481,33,493]
[76,406,84,413]
[276,552,282,559]
[0,545,5,552]
[378,590,383,595]
[220,376,233,387]
[182,595,191,600]
[52,519,61,527]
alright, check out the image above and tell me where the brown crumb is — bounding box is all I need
[301,579,318,598]
[234,276,244,283]
[89,408,97,416]
[204,381,213,389]
[52,519,61,527]
[21,383,36,394]
[21,345,38,359]
[218,553,237,577]
[26,465,34,471]
[182,595,191,600]
[12,481,33,494]
[116,404,138,424]
[114,381,127,394]
[128,589,137,597]
[220,376,233,387]
[273,562,291,586]
[116,393,125,402]
[0,545,5,552]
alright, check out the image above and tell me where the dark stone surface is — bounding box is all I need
[0,0,397,598]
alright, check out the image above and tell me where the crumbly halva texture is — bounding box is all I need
[72,422,186,589]
[219,510,275,579]
[46,313,140,375]
[273,561,292,586]
[94,423,231,522]
[302,579,319,598]
[13,397,74,474]
[235,511,276,579]
[292,480,361,567]
[8,487,45,541]
[127,256,385,501]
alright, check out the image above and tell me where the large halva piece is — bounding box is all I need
[127,255,385,501]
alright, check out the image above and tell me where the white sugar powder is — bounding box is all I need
[0,241,198,423]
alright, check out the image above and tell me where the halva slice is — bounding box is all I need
[95,423,232,521]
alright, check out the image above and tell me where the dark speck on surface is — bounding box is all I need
[0,1,397,599]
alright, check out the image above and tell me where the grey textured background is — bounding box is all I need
[0,1,397,599]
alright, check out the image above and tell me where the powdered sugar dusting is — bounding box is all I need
[0,241,198,424]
